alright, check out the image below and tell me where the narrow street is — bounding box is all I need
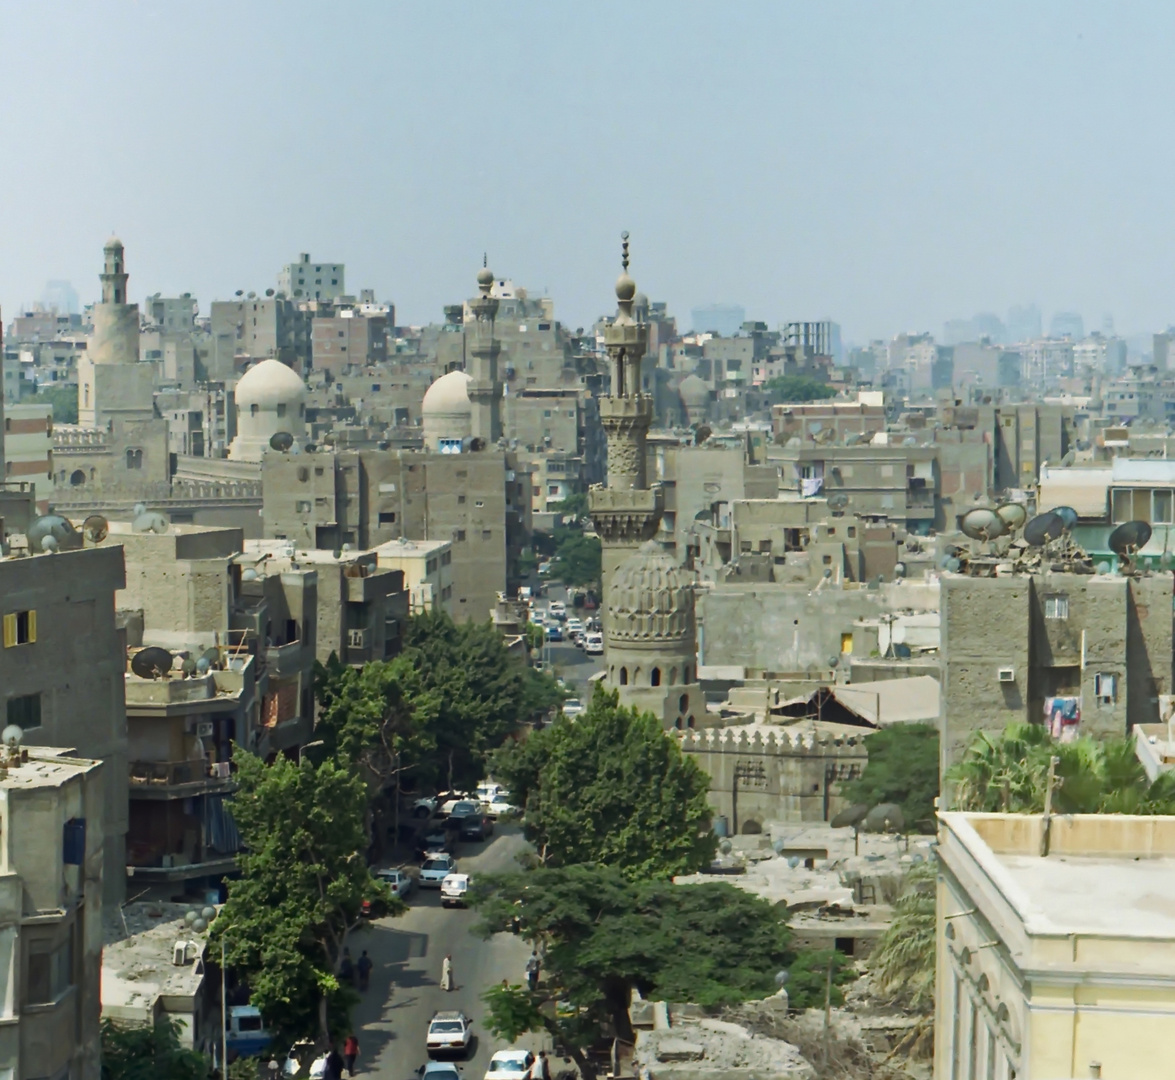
[348,827,539,1079]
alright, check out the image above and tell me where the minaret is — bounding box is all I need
[467,259,502,447]
[100,237,128,305]
[589,233,664,609]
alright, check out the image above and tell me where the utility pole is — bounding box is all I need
[1040,755,1059,857]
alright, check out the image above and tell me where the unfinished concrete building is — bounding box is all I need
[0,747,106,1080]
[939,570,1173,769]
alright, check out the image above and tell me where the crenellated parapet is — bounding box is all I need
[678,724,868,759]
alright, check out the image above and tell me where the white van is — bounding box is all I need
[584,632,604,656]
[441,873,471,908]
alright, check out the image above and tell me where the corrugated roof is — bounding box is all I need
[830,675,941,727]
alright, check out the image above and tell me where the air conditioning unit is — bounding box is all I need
[348,629,367,649]
[173,941,192,966]
[196,721,214,739]
[997,667,1015,683]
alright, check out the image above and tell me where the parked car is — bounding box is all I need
[544,624,563,642]
[562,698,585,718]
[485,793,519,818]
[282,1040,317,1077]
[376,867,415,900]
[537,560,553,577]
[416,829,454,859]
[584,632,604,656]
[446,800,482,826]
[419,853,457,887]
[565,617,584,636]
[225,1005,273,1058]
[426,1010,473,1057]
[411,795,438,819]
[458,812,494,841]
[439,793,478,816]
[476,780,503,804]
[484,1050,534,1080]
[440,872,472,908]
[547,600,567,619]
[421,1061,464,1080]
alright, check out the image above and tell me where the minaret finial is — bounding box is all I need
[614,230,636,312]
[621,230,630,273]
[483,251,487,268]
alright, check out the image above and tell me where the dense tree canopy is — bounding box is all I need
[550,528,602,588]
[217,751,394,1042]
[26,384,78,425]
[764,375,837,405]
[492,688,716,878]
[947,722,1175,814]
[100,1017,209,1080]
[474,865,794,1052]
[842,723,940,833]
[868,861,936,1011]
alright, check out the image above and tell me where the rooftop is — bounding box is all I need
[0,747,99,790]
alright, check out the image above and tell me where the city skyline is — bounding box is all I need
[5,2,1175,340]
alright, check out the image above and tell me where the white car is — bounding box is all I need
[486,793,519,818]
[476,780,504,804]
[375,867,415,900]
[562,698,585,718]
[419,853,457,887]
[484,1049,535,1080]
[547,600,567,620]
[566,618,584,636]
[440,793,477,816]
[427,1010,473,1057]
[440,872,471,908]
[412,795,438,819]
[584,632,604,655]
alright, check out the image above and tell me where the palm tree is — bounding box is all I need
[869,860,936,1011]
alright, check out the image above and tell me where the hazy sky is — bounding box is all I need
[3,2,1174,343]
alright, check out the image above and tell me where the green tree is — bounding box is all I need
[555,491,590,520]
[550,529,602,587]
[947,722,1175,814]
[27,383,78,425]
[215,751,395,1043]
[842,723,940,833]
[783,949,858,1011]
[492,687,716,878]
[473,865,795,1060]
[764,375,837,405]
[100,1017,209,1080]
[868,860,936,1010]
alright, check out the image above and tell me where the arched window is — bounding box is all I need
[674,718,682,730]
[679,693,689,713]
[651,667,661,687]
[619,667,628,686]
[70,469,85,486]
[126,448,143,470]
[686,715,696,729]
[250,403,259,416]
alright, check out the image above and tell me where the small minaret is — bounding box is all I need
[589,233,664,614]
[467,258,502,446]
[100,237,128,305]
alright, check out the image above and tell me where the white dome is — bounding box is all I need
[422,370,472,416]
[679,374,710,406]
[235,359,306,409]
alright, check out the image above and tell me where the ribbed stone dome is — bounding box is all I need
[606,541,696,645]
[679,373,709,406]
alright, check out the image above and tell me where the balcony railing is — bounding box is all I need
[128,759,236,795]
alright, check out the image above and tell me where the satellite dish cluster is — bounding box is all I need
[130,645,221,681]
[11,513,113,555]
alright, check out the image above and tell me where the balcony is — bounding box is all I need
[266,639,305,677]
[128,758,237,799]
[126,855,239,882]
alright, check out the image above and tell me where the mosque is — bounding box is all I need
[227,357,308,462]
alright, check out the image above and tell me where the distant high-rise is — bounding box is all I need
[40,279,79,315]
[1049,311,1084,340]
[691,303,745,337]
[1006,303,1042,343]
[278,252,345,301]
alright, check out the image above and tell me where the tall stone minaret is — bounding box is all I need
[100,236,129,305]
[589,234,663,611]
[467,259,502,447]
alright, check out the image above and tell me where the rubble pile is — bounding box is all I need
[635,1016,815,1080]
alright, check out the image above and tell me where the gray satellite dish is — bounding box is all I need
[132,512,169,534]
[828,655,840,668]
[827,492,849,512]
[27,515,80,553]
[1048,505,1079,531]
[269,431,295,452]
[133,502,147,517]
[1109,520,1152,557]
[994,503,1027,532]
[959,507,1006,541]
[82,514,109,543]
[195,656,212,675]
[1023,512,1064,546]
[830,803,869,830]
[181,657,198,677]
[944,556,961,573]
[131,647,174,680]
[862,803,906,834]
[894,562,906,578]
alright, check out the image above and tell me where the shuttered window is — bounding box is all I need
[2,610,35,647]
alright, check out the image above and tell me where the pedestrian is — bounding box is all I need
[525,951,541,991]
[440,953,454,991]
[343,1033,360,1077]
[357,950,373,992]
[530,1050,551,1080]
[340,948,355,986]
[324,1045,345,1080]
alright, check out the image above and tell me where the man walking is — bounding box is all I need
[530,1050,551,1080]
[525,951,541,991]
[357,950,373,992]
[343,1033,360,1077]
[440,953,454,991]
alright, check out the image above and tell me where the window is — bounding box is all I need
[125,448,143,469]
[426,558,437,574]
[276,403,287,418]
[441,551,451,566]
[1043,595,1069,620]
[6,693,41,730]
[1155,489,1174,524]
[455,530,466,542]
[378,512,396,525]
[250,403,259,416]
[26,937,72,1006]
[847,526,857,538]
[458,495,466,505]
[651,667,661,687]
[481,530,492,540]
[2,610,36,647]
[295,500,311,513]
[1095,672,1116,704]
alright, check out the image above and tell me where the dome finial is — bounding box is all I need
[615,230,636,309]
[476,254,494,295]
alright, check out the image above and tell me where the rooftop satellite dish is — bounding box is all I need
[827,492,849,512]
[1,724,23,749]
[241,567,258,582]
[862,802,906,834]
[1048,505,1078,531]
[269,431,294,452]
[893,561,906,578]
[1109,520,1152,557]
[182,657,197,677]
[787,856,801,869]
[27,514,79,553]
[195,656,212,675]
[718,839,733,855]
[82,514,109,543]
[131,646,174,680]
[133,502,147,517]
[828,655,840,669]
[903,436,917,446]
[200,647,220,671]
[1060,449,1077,466]
[830,803,869,830]
[265,288,275,297]
[959,507,1006,541]
[994,503,1027,532]
[775,970,790,987]
[1023,512,1064,547]
[132,512,169,534]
